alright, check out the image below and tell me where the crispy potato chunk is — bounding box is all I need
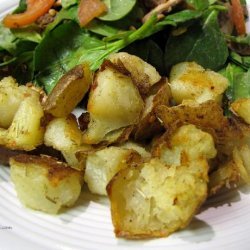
[107,158,208,238]
[84,147,140,196]
[209,145,250,196]
[108,125,215,238]
[44,115,91,170]
[134,81,171,140]
[109,52,161,96]
[82,63,144,144]
[155,101,243,155]
[43,64,92,117]
[169,62,228,104]
[0,88,44,151]
[0,77,24,129]
[230,98,250,124]
[10,154,82,214]
[154,124,217,166]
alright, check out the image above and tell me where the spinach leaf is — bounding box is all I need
[13,0,27,14]
[164,10,228,71]
[0,24,18,54]
[35,10,207,92]
[226,34,250,45]
[230,52,250,71]
[87,19,122,37]
[99,0,136,21]
[124,39,165,74]
[10,51,34,84]
[221,63,250,101]
[61,0,78,9]
[11,26,42,43]
[34,21,105,92]
[45,6,78,34]
[186,0,209,10]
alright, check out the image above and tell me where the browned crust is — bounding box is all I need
[11,154,81,186]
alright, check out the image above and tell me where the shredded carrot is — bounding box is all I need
[231,0,246,36]
[78,0,107,27]
[3,0,55,28]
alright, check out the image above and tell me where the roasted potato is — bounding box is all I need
[44,115,91,170]
[43,64,92,117]
[84,147,141,196]
[107,124,216,238]
[209,145,250,196]
[10,154,83,214]
[153,124,217,166]
[109,52,161,96]
[0,77,24,129]
[155,100,244,154]
[134,81,171,141]
[82,62,144,144]
[230,98,250,125]
[169,62,228,104]
[107,157,209,238]
[0,89,44,151]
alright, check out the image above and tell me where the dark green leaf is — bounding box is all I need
[164,10,228,71]
[11,26,42,43]
[34,21,105,92]
[124,39,165,74]
[13,0,27,14]
[45,6,78,34]
[10,51,34,84]
[230,52,250,71]
[99,0,136,21]
[87,19,122,37]
[186,0,209,10]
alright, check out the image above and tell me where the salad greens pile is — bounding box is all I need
[0,0,250,101]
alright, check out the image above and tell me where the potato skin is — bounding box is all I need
[109,52,161,96]
[10,154,83,214]
[134,81,171,141]
[44,64,92,117]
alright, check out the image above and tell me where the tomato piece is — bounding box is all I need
[231,0,246,36]
[78,0,107,27]
[3,0,55,28]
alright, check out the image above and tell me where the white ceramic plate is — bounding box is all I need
[1,1,250,249]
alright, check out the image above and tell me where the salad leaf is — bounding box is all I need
[0,24,18,54]
[230,52,250,71]
[99,0,136,21]
[13,0,27,14]
[124,39,165,74]
[164,10,228,71]
[45,6,78,34]
[10,51,34,84]
[35,9,204,92]
[186,0,209,10]
[61,0,78,9]
[220,62,250,102]
[11,26,42,43]
[34,21,105,92]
